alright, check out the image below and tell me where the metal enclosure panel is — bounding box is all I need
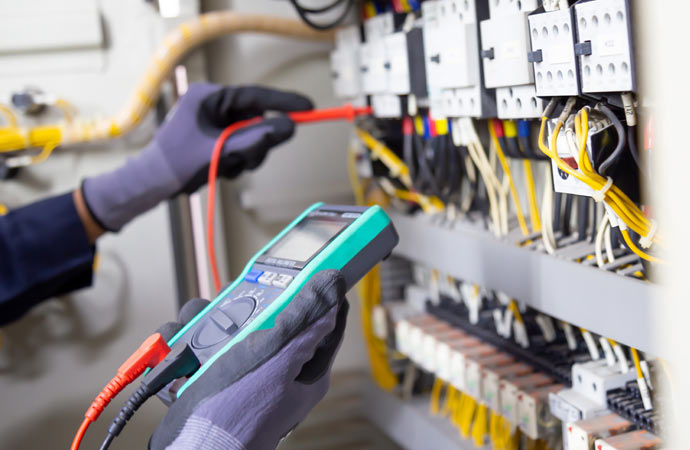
[388,211,663,358]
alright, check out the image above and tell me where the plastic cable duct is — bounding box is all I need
[0,12,334,153]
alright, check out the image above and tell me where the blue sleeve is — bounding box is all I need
[0,192,95,325]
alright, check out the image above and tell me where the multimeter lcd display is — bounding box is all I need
[264,219,348,263]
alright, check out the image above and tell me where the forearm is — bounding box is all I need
[0,192,95,324]
[73,188,105,244]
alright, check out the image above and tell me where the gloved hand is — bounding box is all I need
[82,83,313,231]
[150,269,349,450]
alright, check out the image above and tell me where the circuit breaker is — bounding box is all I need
[423,0,494,118]
[528,7,580,97]
[361,13,395,95]
[384,32,411,95]
[480,0,543,119]
[330,26,362,99]
[574,0,635,93]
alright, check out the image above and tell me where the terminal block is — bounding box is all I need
[567,413,633,450]
[371,94,403,118]
[574,0,636,93]
[496,84,544,119]
[528,7,580,97]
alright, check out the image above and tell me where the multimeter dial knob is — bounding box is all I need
[191,296,256,349]
[220,296,256,328]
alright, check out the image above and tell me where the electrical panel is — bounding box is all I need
[480,2,536,89]
[361,13,395,95]
[384,32,411,95]
[481,0,543,119]
[330,26,362,99]
[528,7,580,96]
[423,0,494,118]
[574,0,636,93]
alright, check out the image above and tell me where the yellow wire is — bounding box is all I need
[489,122,529,236]
[346,142,366,206]
[54,98,77,123]
[471,403,488,447]
[355,127,412,188]
[508,426,522,450]
[508,300,524,324]
[523,160,542,232]
[621,229,663,264]
[430,377,444,415]
[358,264,398,391]
[460,395,477,438]
[355,127,444,213]
[538,113,662,248]
[442,385,456,416]
[0,104,18,128]
[30,142,58,165]
[630,347,644,379]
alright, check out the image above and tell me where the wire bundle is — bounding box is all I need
[537,98,662,263]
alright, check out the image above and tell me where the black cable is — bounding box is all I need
[403,131,417,187]
[445,136,462,199]
[577,196,589,242]
[562,194,574,236]
[519,135,549,160]
[589,200,597,243]
[288,0,354,30]
[99,434,115,450]
[415,135,441,196]
[597,104,627,176]
[553,192,563,233]
[290,0,346,14]
[503,136,521,158]
[99,344,200,450]
[627,125,641,169]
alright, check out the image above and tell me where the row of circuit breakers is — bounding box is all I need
[330,0,634,119]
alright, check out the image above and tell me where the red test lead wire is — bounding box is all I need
[70,333,171,450]
[206,103,372,293]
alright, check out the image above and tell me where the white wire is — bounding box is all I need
[462,118,504,236]
[595,213,610,267]
[541,163,557,254]
[604,219,615,263]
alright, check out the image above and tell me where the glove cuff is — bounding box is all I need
[82,140,182,232]
[165,416,246,450]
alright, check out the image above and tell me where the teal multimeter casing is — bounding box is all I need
[160,203,398,401]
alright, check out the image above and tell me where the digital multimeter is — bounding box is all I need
[161,202,398,401]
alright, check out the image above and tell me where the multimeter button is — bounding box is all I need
[221,296,256,328]
[258,271,278,285]
[272,274,293,288]
[244,269,263,283]
[209,310,238,334]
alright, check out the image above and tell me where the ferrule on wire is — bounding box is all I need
[592,177,613,203]
[639,219,658,249]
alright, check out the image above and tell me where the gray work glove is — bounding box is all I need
[149,269,349,450]
[82,83,313,231]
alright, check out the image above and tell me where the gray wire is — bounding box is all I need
[597,104,627,176]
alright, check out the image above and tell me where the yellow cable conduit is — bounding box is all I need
[0,13,334,153]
